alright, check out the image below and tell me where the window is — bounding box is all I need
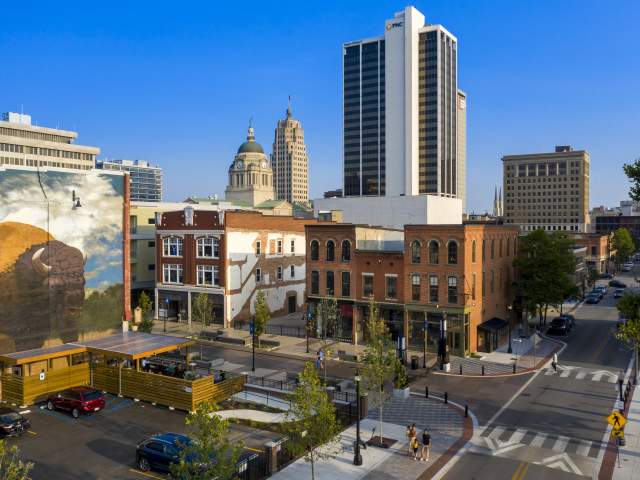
[277,266,283,281]
[412,274,421,301]
[326,271,334,295]
[148,264,155,271]
[472,273,476,300]
[363,274,374,297]
[290,265,295,278]
[162,237,183,257]
[256,241,261,255]
[342,240,351,261]
[448,277,458,304]
[311,271,319,294]
[148,241,155,248]
[471,240,476,263]
[148,218,156,225]
[386,276,397,299]
[411,240,421,263]
[448,241,458,264]
[326,240,335,261]
[490,270,495,293]
[197,237,219,258]
[429,276,439,302]
[429,241,439,264]
[490,240,495,259]
[482,240,486,261]
[162,264,183,284]
[341,272,351,297]
[310,240,319,261]
[499,239,503,257]
[255,268,262,283]
[291,240,295,254]
[197,265,219,286]
[277,239,283,255]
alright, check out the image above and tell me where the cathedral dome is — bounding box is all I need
[237,126,264,154]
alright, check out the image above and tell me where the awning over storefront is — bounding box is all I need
[477,317,508,333]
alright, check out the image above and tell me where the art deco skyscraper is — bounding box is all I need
[272,102,309,204]
[342,6,466,207]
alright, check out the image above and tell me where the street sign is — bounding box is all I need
[607,411,627,430]
[249,322,254,335]
[612,429,625,438]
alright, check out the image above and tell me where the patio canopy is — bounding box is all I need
[0,343,87,366]
[72,332,195,360]
[477,317,508,333]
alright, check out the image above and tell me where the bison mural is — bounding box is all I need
[0,222,85,352]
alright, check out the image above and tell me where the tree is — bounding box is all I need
[136,291,155,333]
[253,290,270,347]
[0,440,33,480]
[283,362,342,480]
[192,293,214,327]
[587,268,600,288]
[361,298,397,445]
[170,401,242,480]
[318,297,338,340]
[623,157,640,202]
[612,228,635,266]
[513,230,577,326]
[615,292,640,382]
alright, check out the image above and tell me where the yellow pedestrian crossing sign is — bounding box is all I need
[607,411,626,430]
[612,429,625,438]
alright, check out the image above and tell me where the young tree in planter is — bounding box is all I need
[253,290,271,348]
[192,293,214,327]
[0,440,33,480]
[170,401,243,480]
[362,298,397,445]
[283,362,342,480]
[615,292,640,382]
[318,297,338,383]
[136,291,155,333]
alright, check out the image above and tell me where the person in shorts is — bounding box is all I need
[411,435,420,460]
[421,429,431,461]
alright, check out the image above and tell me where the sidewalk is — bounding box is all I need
[272,394,471,480]
[611,382,640,479]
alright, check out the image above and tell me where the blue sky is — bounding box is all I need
[1,0,638,212]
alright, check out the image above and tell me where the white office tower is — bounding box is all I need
[342,6,465,209]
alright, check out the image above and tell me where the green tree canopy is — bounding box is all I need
[169,401,242,480]
[0,440,33,480]
[283,362,342,480]
[192,293,214,326]
[615,292,640,383]
[612,228,635,265]
[623,157,640,202]
[253,290,271,346]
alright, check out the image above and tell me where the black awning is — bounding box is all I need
[477,317,508,333]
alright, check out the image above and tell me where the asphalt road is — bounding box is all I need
[442,271,635,480]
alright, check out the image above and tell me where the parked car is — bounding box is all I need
[614,289,625,299]
[560,314,576,330]
[551,316,572,333]
[548,318,569,336]
[623,264,632,272]
[136,433,190,473]
[0,407,30,437]
[609,280,627,288]
[586,294,601,304]
[589,289,604,300]
[600,273,614,279]
[46,386,105,418]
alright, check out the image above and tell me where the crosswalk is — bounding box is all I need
[543,365,619,383]
[479,425,604,460]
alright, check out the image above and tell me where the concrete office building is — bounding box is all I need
[98,159,163,202]
[342,6,466,207]
[502,146,590,232]
[272,102,309,204]
[0,111,98,170]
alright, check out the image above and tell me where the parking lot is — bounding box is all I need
[7,394,280,480]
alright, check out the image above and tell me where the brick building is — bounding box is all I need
[305,223,519,356]
[155,207,319,327]
[568,233,613,274]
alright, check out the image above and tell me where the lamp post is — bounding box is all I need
[437,305,450,372]
[163,298,169,333]
[251,320,255,372]
[353,369,363,466]
[507,305,513,354]
[422,313,427,368]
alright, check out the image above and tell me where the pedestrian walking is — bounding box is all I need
[421,429,431,461]
[552,352,558,372]
[406,425,412,455]
[411,435,420,460]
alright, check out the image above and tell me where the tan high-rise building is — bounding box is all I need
[502,146,590,233]
[0,111,98,170]
[271,103,308,204]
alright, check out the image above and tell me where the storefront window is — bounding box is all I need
[386,276,397,299]
[363,274,374,298]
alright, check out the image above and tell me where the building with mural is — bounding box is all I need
[0,165,131,353]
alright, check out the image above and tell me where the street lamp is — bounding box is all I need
[437,305,450,372]
[507,305,513,354]
[353,369,363,466]
[250,320,256,372]
[422,313,427,368]
[163,298,169,333]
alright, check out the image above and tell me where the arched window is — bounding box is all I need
[411,240,421,263]
[447,241,458,265]
[429,241,439,264]
[342,240,351,262]
[471,240,476,263]
[310,240,319,261]
[326,240,335,262]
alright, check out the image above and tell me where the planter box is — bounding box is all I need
[393,386,410,400]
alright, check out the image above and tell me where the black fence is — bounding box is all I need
[335,400,359,427]
[276,440,297,471]
[233,321,353,344]
[237,452,269,480]
[243,373,357,404]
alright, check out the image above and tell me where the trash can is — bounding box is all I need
[411,355,419,370]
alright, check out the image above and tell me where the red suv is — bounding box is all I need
[46,387,106,418]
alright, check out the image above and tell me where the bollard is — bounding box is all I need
[465,404,468,418]
[459,364,463,375]
[425,386,429,398]
[482,365,485,376]
[444,392,448,404]
[513,364,516,374]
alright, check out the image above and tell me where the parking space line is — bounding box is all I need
[245,446,263,453]
[128,468,165,480]
[27,430,37,435]
[19,410,31,415]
